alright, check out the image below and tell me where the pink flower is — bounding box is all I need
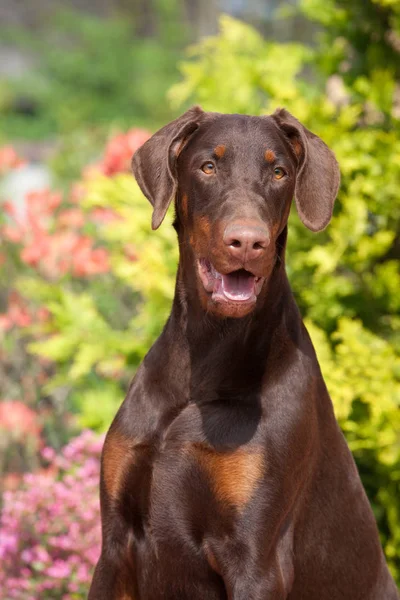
[46,561,72,579]
[0,431,104,599]
[41,446,56,462]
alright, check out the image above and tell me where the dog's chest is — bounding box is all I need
[112,400,265,543]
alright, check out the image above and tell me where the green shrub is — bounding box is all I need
[0,8,184,141]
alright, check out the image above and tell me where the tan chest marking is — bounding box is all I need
[191,445,265,510]
[102,430,136,500]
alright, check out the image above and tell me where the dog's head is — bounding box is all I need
[132,106,340,319]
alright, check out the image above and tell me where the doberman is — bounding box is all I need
[88,107,399,599]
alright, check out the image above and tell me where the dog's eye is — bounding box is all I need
[274,167,286,180]
[201,162,215,175]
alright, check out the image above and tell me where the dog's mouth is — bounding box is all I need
[198,258,264,304]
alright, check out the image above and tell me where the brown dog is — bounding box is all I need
[88,107,399,599]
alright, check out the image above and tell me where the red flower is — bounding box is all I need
[20,238,49,266]
[87,128,150,177]
[72,237,110,276]
[0,146,25,173]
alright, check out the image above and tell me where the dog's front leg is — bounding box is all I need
[217,554,293,600]
[205,518,294,600]
[89,427,139,599]
[89,550,134,600]
[88,518,136,600]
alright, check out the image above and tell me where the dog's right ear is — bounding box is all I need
[132,106,204,230]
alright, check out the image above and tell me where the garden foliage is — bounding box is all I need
[0,0,399,594]
[0,8,185,141]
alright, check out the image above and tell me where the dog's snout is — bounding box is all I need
[223,222,269,262]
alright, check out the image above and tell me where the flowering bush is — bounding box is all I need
[0,127,155,443]
[2,188,111,280]
[0,431,102,599]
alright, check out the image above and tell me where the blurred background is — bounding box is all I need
[0,0,399,597]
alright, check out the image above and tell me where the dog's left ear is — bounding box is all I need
[132,106,204,230]
[272,108,340,232]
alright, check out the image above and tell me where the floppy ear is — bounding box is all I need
[272,108,340,232]
[132,106,204,230]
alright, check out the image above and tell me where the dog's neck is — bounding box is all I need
[149,232,302,400]
[142,225,304,403]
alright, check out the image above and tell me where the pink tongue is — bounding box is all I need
[221,271,255,301]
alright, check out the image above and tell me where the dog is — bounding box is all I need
[88,106,399,599]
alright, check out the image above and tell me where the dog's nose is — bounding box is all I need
[223,223,269,262]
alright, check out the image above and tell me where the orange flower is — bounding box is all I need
[58,208,85,228]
